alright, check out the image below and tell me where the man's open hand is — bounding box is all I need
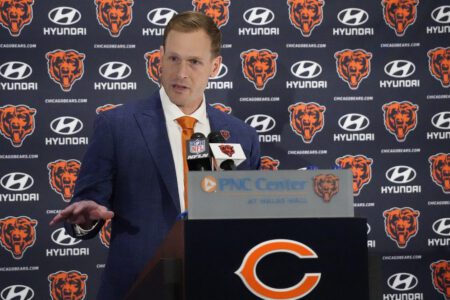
[49,200,114,227]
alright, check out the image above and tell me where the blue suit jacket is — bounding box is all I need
[66,91,260,299]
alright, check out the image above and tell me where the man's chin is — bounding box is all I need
[166,90,189,104]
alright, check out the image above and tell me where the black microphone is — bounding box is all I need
[207,132,246,171]
[207,131,225,143]
[186,132,212,171]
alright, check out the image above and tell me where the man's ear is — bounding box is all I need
[159,45,165,73]
[210,55,223,78]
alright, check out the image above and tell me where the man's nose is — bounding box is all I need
[176,62,188,79]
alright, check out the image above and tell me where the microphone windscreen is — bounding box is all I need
[187,133,212,171]
[191,132,206,139]
[208,131,225,143]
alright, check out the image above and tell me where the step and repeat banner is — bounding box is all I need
[0,0,449,299]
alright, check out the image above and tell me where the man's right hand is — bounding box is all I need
[49,200,114,228]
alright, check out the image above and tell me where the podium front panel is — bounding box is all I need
[184,218,368,300]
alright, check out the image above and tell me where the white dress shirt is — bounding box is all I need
[159,87,211,212]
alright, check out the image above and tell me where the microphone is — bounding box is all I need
[207,131,226,144]
[207,132,246,171]
[186,132,212,171]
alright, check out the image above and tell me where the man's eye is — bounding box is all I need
[191,60,200,65]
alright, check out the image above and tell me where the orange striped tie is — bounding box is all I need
[176,116,197,210]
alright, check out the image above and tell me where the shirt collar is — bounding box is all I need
[159,86,208,125]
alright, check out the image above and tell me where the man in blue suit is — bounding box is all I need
[49,11,260,299]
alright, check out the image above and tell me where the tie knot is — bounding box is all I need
[177,116,197,130]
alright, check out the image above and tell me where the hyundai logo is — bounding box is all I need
[0,61,32,80]
[99,62,131,80]
[384,60,415,78]
[432,218,450,236]
[51,228,82,246]
[387,273,418,291]
[338,113,369,132]
[50,117,83,135]
[0,173,33,192]
[431,112,450,130]
[243,7,275,26]
[431,6,450,24]
[245,114,276,133]
[147,8,177,26]
[367,223,371,234]
[386,166,416,184]
[210,63,228,79]
[48,7,81,26]
[337,8,369,26]
[291,61,322,79]
[1,285,34,300]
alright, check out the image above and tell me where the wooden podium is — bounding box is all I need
[125,217,368,300]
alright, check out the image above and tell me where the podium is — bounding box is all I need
[126,171,369,299]
[126,218,368,299]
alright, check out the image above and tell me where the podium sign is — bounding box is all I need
[188,170,354,219]
[184,218,368,299]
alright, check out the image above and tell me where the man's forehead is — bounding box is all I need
[164,49,205,61]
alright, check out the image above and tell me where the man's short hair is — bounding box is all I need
[163,11,222,58]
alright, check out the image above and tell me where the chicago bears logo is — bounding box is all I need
[261,156,280,171]
[236,239,321,300]
[335,155,372,196]
[335,49,372,90]
[382,0,419,36]
[219,144,234,157]
[429,153,450,194]
[144,49,161,86]
[46,50,85,92]
[383,207,419,248]
[313,174,339,202]
[0,0,34,36]
[192,0,230,28]
[428,47,450,88]
[48,270,88,300]
[95,0,133,37]
[287,0,324,37]
[210,103,232,114]
[241,49,278,90]
[431,260,450,300]
[0,104,36,148]
[96,104,122,114]
[288,102,325,143]
[47,159,81,202]
[0,216,37,259]
[99,219,111,248]
[382,101,418,142]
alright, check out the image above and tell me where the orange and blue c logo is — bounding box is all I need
[235,239,321,300]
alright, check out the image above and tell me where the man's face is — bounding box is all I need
[160,29,222,113]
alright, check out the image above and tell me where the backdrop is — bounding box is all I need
[0,0,449,299]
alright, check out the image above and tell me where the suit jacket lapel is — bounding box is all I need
[134,93,180,212]
[207,105,229,138]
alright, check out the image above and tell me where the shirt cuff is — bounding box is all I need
[73,221,98,236]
